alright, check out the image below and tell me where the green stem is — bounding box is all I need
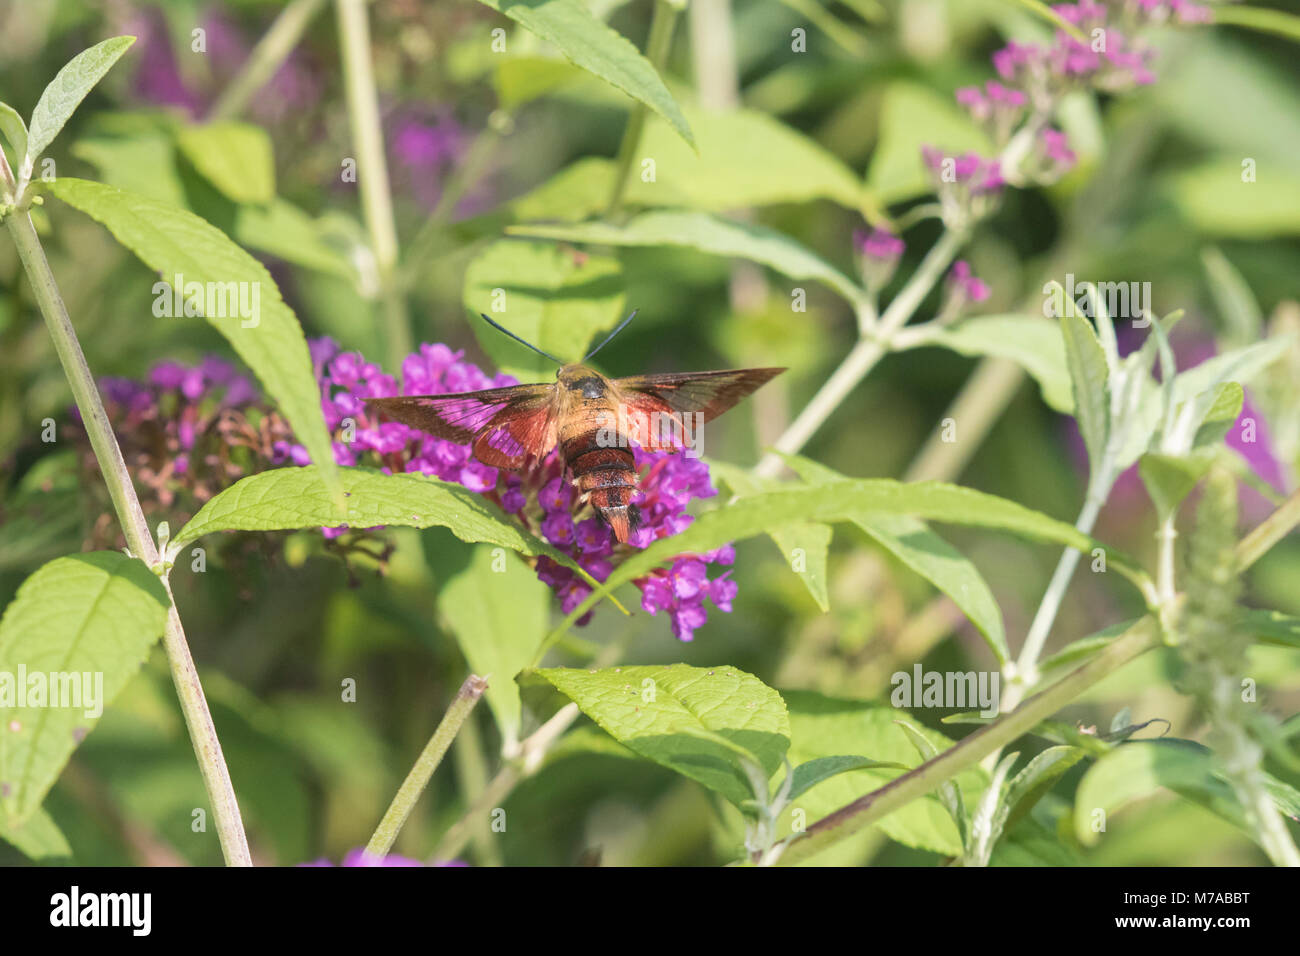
[431,635,632,862]
[776,616,1162,865]
[902,357,1026,483]
[1013,488,1105,687]
[366,674,487,859]
[754,228,966,477]
[207,0,326,121]
[336,0,412,369]
[430,701,575,862]
[1236,484,1300,571]
[605,0,679,217]
[4,201,252,866]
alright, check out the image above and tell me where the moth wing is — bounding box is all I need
[612,368,785,451]
[366,385,556,468]
[473,398,558,469]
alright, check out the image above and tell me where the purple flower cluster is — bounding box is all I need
[522,448,737,641]
[922,1,1205,228]
[82,357,264,520]
[289,338,738,640]
[989,0,1207,108]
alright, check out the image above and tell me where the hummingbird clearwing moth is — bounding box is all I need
[365,312,785,543]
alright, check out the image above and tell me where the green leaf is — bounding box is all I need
[532,664,790,808]
[1166,159,1300,237]
[1073,740,1242,845]
[1059,307,1111,476]
[784,755,905,803]
[23,36,136,178]
[710,461,831,613]
[1138,452,1209,521]
[547,477,1141,648]
[233,199,358,280]
[0,553,169,827]
[965,750,1019,866]
[1212,4,1300,44]
[782,455,1008,663]
[1201,247,1263,348]
[859,514,1010,663]
[175,121,275,205]
[475,0,693,147]
[0,807,71,860]
[1239,608,1300,650]
[1000,745,1086,832]
[176,465,544,555]
[780,691,988,857]
[0,101,28,160]
[628,106,878,217]
[866,81,992,204]
[43,177,340,502]
[72,131,188,207]
[505,157,616,224]
[462,239,626,382]
[912,315,1072,413]
[1191,381,1245,449]
[508,210,863,305]
[493,56,585,109]
[896,718,967,849]
[437,546,551,743]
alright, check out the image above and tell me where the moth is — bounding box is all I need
[366,313,784,543]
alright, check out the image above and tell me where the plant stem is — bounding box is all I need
[366,674,487,858]
[430,701,577,862]
[1013,489,1104,687]
[776,615,1162,865]
[4,203,252,866]
[755,228,966,477]
[336,0,411,369]
[430,634,632,862]
[1236,484,1300,571]
[605,0,678,217]
[207,0,326,121]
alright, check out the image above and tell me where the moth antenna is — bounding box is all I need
[478,313,564,364]
[583,310,639,361]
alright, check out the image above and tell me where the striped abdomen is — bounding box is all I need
[563,429,640,543]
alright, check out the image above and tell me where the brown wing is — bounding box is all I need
[611,368,785,451]
[366,384,557,469]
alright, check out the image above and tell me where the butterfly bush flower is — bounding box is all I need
[954,81,1028,145]
[75,357,270,534]
[938,261,992,322]
[921,147,1004,227]
[853,228,905,293]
